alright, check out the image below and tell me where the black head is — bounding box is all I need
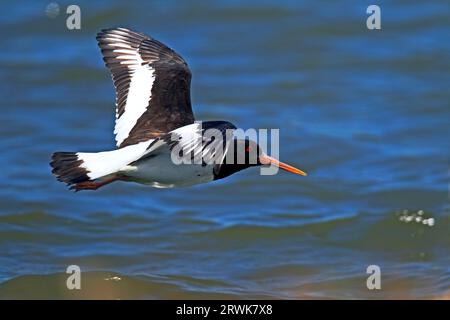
[213,138,307,181]
[213,138,262,180]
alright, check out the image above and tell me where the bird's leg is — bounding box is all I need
[70,175,128,192]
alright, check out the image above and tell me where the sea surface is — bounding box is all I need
[0,0,448,299]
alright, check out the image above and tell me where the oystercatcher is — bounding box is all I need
[50,28,306,191]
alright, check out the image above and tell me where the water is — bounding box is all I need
[0,0,449,299]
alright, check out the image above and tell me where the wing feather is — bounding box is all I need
[96,28,195,148]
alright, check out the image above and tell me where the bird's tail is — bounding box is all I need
[50,151,123,191]
[50,152,92,187]
[50,142,151,191]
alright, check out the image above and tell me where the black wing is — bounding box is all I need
[96,28,195,148]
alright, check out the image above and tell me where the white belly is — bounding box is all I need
[119,152,214,188]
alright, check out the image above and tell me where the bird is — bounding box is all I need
[50,27,306,191]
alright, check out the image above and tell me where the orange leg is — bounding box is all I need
[70,175,127,192]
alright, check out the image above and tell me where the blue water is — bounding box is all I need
[0,0,448,299]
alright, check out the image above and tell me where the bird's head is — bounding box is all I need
[213,138,307,180]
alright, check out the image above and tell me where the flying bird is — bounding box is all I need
[50,28,306,191]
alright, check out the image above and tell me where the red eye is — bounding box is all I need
[245,146,252,153]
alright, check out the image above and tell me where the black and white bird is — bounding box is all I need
[50,28,306,191]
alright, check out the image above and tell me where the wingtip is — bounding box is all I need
[97,27,130,39]
[97,27,137,35]
[96,27,154,42]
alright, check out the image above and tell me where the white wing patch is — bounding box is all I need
[114,65,154,147]
[102,36,155,147]
[110,40,155,146]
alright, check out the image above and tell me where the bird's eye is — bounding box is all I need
[245,146,252,153]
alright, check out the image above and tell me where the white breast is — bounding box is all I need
[119,148,215,188]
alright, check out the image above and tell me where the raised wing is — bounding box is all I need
[96,28,195,148]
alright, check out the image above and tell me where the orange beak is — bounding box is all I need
[259,155,307,176]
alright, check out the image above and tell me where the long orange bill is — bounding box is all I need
[259,155,307,176]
